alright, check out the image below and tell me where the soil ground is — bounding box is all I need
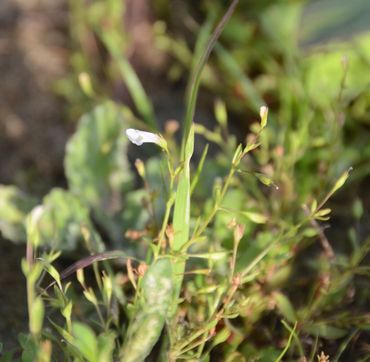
[0,0,68,350]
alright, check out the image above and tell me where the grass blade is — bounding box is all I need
[182,0,240,156]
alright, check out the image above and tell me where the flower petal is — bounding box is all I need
[125,128,161,146]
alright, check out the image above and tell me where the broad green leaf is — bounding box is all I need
[261,2,302,55]
[65,102,132,212]
[304,323,348,339]
[19,333,38,362]
[141,258,173,309]
[72,322,98,362]
[121,314,166,362]
[26,189,102,251]
[121,189,148,230]
[0,185,37,243]
[97,332,115,362]
[305,34,370,109]
[214,189,247,242]
[65,102,134,243]
[121,258,173,362]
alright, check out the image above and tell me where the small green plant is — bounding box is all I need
[1,1,370,361]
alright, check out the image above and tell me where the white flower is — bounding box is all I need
[259,106,268,120]
[26,205,45,247]
[30,205,44,225]
[125,128,167,151]
[259,105,268,128]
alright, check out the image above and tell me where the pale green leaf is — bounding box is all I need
[30,297,44,335]
[242,211,268,224]
[72,322,98,362]
[26,189,102,251]
[0,185,37,243]
[65,102,133,213]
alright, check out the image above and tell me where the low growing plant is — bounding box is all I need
[1,1,369,361]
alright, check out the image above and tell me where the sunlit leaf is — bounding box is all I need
[0,185,37,243]
[72,322,98,362]
[65,102,133,242]
[26,189,102,251]
[242,211,268,224]
[30,297,44,336]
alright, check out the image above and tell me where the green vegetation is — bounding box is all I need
[1,0,370,361]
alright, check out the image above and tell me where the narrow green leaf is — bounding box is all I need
[61,302,73,323]
[190,144,209,195]
[242,211,268,224]
[304,323,348,339]
[274,292,297,323]
[78,72,95,97]
[172,125,194,301]
[329,167,353,197]
[314,208,331,218]
[99,34,156,129]
[254,172,279,189]
[83,288,98,306]
[215,43,263,112]
[182,0,240,154]
[187,251,229,260]
[274,322,297,362]
[40,260,62,290]
[214,99,228,127]
[311,199,318,213]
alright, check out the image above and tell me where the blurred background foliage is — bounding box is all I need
[0,0,370,360]
[60,0,370,190]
